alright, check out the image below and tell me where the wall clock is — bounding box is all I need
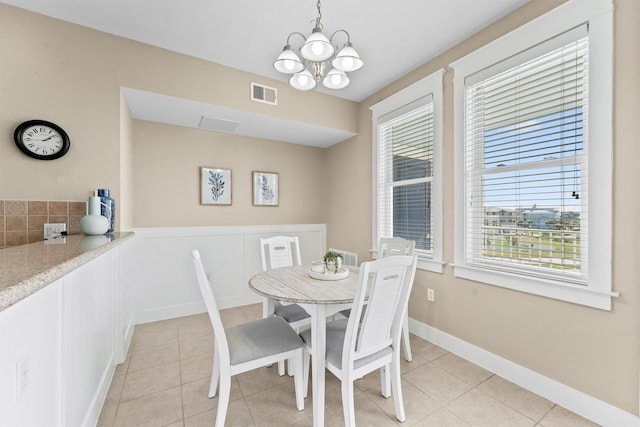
[13,119,71,160]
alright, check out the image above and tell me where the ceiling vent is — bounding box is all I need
[251,82,277,106]
[198,116,240,133]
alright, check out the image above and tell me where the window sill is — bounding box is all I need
[453,264,618,310]
[417,257,444,273]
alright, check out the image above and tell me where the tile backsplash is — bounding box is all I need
[0,200,86,247]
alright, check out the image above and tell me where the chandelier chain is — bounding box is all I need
[315,0,323,29]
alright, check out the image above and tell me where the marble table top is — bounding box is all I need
[249,264,360,304]
[0,232,135,312]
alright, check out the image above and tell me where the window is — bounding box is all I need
[452,0,614,309]
[371,69,444,272]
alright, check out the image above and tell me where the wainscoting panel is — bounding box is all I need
[132,224,326,324]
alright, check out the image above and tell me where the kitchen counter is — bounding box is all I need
[0,232,135,312]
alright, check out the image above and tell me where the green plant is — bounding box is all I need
[323,251,344,273]
[323,250,344,263]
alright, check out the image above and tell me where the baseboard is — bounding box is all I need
[135,301,206,325]
[408,318,640,427]
[122,314,135,360]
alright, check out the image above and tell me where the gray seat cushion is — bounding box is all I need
[300,319,392,370]
[226,316,304,365]
[275,303,311,323]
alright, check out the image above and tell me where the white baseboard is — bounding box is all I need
[408,318,640,427]
[136,301,206,325]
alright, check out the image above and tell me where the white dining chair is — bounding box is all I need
[339,236,417,362]
[191,249,305,427]
[259,235,311,375]
[300,254,418,426]
[378,237,416,362]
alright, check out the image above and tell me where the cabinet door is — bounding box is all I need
[0,280,62,427]
[61,251,116,427]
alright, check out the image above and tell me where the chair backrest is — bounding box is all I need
[191,250,230,366]
[260,235,302,271]
[377,237,416,259]
[343,255,418,365]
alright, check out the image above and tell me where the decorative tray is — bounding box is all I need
[308,267,350,281]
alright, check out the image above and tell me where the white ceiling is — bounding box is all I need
[3,0,529,146]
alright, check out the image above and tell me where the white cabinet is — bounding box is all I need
[61,250,116,427]
[0,281,63,427]
[0,236,134,427]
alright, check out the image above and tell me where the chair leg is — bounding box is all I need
[210,348,220,398]
[215,373,231,427]
[288,326,303,376]
[402,313,412,362]
[292,350,305,411]
[390,354,406,423]
[287,357,295,376]
[380,364,391,398]
[342,376,357,427]
[278,360,286,376]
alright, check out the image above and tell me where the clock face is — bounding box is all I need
[14,120,70,160]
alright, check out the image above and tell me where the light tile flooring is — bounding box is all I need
[98,303,599,427]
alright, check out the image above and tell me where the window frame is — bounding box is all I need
[371,69,445,273]
[451,0,615,309]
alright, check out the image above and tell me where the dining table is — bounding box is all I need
[248,263,360,427]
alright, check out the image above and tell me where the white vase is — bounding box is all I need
[80,195,109,235]
[80,214,109,235]
[326,258,342,274]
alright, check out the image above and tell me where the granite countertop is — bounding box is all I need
[0,232,135,312]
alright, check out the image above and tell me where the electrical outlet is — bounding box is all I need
[427,288,435,302]
[16,357,29,401]
[44,223,66,240]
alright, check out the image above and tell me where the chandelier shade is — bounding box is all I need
[289,69,317,91]
[300,29,335,62]
[273,0,363,92]
[331,42,364,72]
[322,68,350,90]
[273,45,305,74]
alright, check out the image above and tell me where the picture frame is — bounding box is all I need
[200,167,232,205]
[253,171,279,206]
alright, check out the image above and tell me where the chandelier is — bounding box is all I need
[273,0,364,91]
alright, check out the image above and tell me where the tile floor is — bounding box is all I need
[97,303,600,427]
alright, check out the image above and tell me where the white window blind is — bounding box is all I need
[377,97,434,254]
[464,27,589,284]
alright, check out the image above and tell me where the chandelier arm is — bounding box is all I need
[286,31,308,47]
[329,29,351,46]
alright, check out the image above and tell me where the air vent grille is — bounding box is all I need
[328,248,359,267]
[198,116,240,133]
[251,82,277,105]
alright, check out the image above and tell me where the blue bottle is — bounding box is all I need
[97,188,116,233]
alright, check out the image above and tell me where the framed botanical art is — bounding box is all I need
[200,167,232,205]
[253,171,279,206]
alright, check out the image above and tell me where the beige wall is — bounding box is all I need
[132,120,327,226]
[327,0,640,416]
[0,3,355,227]
[1,0,638,417]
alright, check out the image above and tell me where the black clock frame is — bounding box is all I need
[13,119,71,160]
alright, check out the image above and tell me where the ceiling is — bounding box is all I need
[3,0,529,146]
